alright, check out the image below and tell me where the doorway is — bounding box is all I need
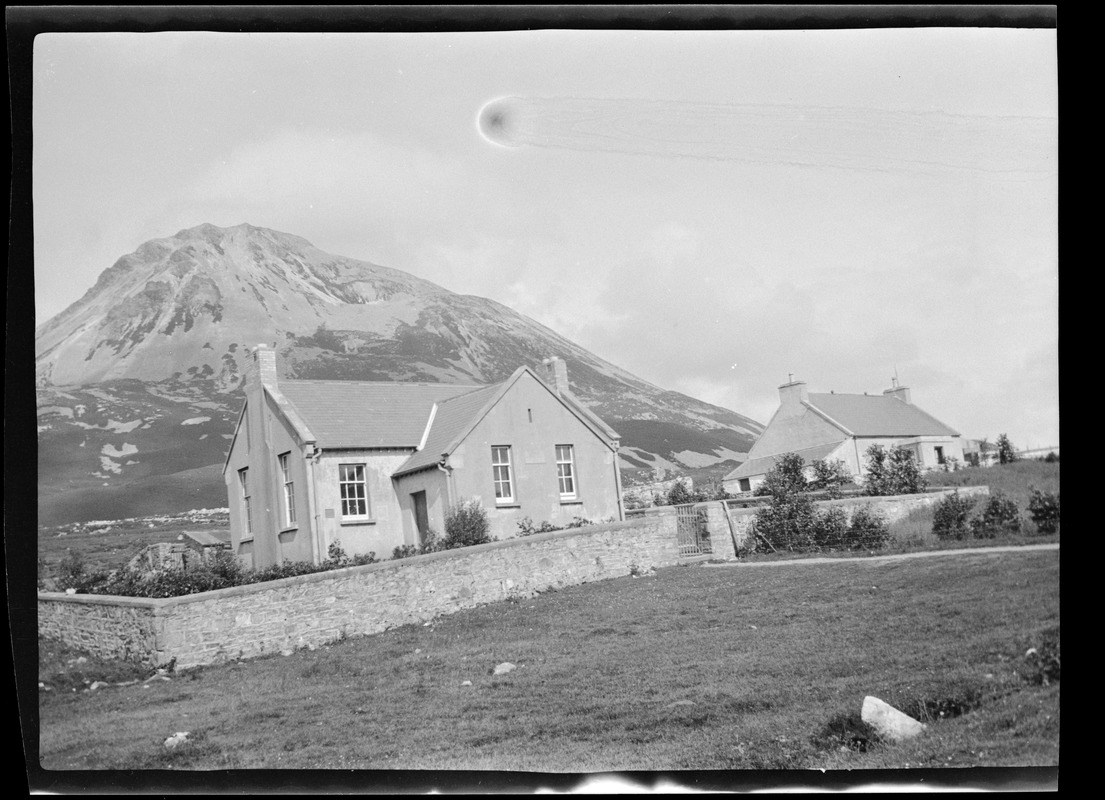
[411,491,429,546]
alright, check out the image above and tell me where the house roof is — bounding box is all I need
[391,367,620,477]
[277,380,483,449]
[393,383,503,475]
[270,367,618,476]
[726,442,843,481]
[806,392,960,437]
[182,529,231,547]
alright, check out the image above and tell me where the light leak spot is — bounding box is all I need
[475,95,1056,178]
[477,97,524,147]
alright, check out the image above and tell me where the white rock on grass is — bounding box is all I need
[861,696,926,743]
[163,732,191,750]
[492,662,516,676]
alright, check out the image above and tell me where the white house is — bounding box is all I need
[723,377,964,495]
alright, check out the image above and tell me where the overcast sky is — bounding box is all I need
[33,27,1058,450]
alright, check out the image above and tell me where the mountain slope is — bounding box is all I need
[36,223,763,524]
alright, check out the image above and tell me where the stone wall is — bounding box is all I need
[718,486,992,550]
[39,511,681,670]
[38,593,160,663]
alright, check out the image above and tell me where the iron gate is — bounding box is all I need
[675,503,712,557]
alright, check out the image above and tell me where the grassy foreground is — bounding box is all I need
[39,548,1059,774]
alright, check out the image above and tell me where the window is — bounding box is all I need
[556,445,576,499]
[491,446,514,503]
[934,446,945,465]
[339,464,369,519]
[279,453,296,526]
[739,478,751,493]
[238,468,252,537]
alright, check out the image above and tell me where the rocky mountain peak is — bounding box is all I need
[36,223,764,523]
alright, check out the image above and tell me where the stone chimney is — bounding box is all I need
[246,344,278,392]
[883,376,912,404]
[778,376,809,408]
[539,356,570,395]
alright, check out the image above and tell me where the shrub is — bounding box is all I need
[323,540,378,567]
[420,527,441,553]
[392,544,419,560]
[57,550,86,587]
[811,506,849,549]
[1027,488,1060,534]
[665,480,695,506]
[846,506,890,549]
[932,491,976,540]
[863,445,927,496]
[809,459,852,499]
[753,493,818,551]
[695,480,732,501]
[326,540,348,564]
[516,516,561,537]
[969,492,1022,539]
[997,433,1018,464]
[442,499,493,549]
[863,445,892,496]
[53,546,381,599]
[760,453,809,499]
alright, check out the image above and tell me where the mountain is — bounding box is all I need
[36,223,763,525]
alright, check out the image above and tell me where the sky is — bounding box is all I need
[32,25,1059,451]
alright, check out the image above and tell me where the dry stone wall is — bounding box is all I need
[38,594,160,664]
[39,512,680,669]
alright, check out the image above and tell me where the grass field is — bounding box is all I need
[925,460,1060,509]
[38,547,1059,775]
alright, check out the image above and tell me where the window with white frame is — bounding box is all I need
[491,446,514,503]
[238,468,252,537]
[339,463,370,519]
[556,445,577,499]
[279,453,296,527]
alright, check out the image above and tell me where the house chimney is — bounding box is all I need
[883,376,912,404]
[540,357,570,395]
[778,377,809,408]
[246,344,278,392]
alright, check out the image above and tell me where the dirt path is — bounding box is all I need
[705,542,1059,569]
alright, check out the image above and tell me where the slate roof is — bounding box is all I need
[727,442,843,480]
[273,369,619,476]
[182,529,231,547]
[725,390,960,481]
[806,393,959,437]
[393,383,503,476]
[277,380,482,449]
